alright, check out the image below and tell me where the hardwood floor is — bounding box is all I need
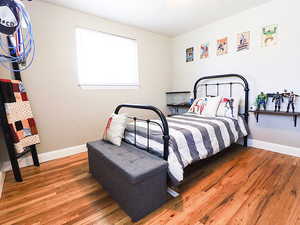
[1,146,300,225]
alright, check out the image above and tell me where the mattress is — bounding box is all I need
[124,112,249,185]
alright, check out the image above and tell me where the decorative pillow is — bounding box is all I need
[189,96,221,116]
[217,97,240,119]
[188,98,207,114]
[103,113,127,146]
[202,96,221,117]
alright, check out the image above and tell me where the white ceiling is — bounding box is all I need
[41,0,272,37]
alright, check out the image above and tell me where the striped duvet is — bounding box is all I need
[124,113,248,185]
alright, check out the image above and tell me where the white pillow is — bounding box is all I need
[189,96,221,117]
[103,113,128,146]
[202,96,221,117]
[217,97,240,119]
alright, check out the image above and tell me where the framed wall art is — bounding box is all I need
[186,47,194,62]
[200,43,209,59]
[217,37,228,56]
[237,31,250,51]
[262,24,278,47]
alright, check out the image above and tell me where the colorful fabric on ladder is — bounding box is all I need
[0,79,40,153]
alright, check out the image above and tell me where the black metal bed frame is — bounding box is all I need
[115,74,249,161]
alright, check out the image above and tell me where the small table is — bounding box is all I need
[250,110,300,127]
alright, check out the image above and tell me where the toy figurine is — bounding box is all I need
[283,89,289,96]
[272,92,284,112]
[256,92,268,111]
[284,91,298,113]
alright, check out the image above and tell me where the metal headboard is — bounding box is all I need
[194,74,249,119]
[193,74,249,146]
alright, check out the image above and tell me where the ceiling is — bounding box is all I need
[41,0,272,37]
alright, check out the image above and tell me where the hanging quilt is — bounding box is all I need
[0,79,40,153]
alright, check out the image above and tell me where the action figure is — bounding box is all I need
[283,89,289,96]
[285,91,298,113]
[272,92,284,112]
[256,92,268,111]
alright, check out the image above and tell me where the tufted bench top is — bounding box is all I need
[87,140,168,184]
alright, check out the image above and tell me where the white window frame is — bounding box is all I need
[75,27,140,89]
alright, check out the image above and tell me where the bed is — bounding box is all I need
[115,74,250,186]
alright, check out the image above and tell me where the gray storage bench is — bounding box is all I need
[87,140,168,222]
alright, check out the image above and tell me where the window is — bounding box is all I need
[76,28,139,88]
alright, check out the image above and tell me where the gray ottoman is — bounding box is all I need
[87,140,168,222]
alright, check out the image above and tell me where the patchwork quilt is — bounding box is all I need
[0,79,40,154]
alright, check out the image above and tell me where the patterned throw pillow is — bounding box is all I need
[189,96,221,116]
[188,98,208,114]
[103,113,128,146]
[217,97,240,119]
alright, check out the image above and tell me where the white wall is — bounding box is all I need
[172,0,300,148]
[0,0,172,161]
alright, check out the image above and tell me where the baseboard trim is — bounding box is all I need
[248,139,300,157]
[3,144,87,172]
[0,170,5,198]
[2,139,299,173]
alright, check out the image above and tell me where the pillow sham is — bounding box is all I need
[189,96,221,116]
[188,98,207,114]
[103,113,127,146]
[202,96,221,117]
[217,97,240,119]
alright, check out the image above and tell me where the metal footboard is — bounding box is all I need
[115,104,170,160]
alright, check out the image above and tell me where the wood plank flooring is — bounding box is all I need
[1,146,300,225]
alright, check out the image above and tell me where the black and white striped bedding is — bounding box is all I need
[124,113,248,185]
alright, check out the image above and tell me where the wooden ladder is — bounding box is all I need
[0,38,40,182]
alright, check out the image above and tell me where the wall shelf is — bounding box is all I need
[250,110,300,127]
[166,91,191,95]
[166,91,191,116]
[167,104,191,116]
[167,104,191,108]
